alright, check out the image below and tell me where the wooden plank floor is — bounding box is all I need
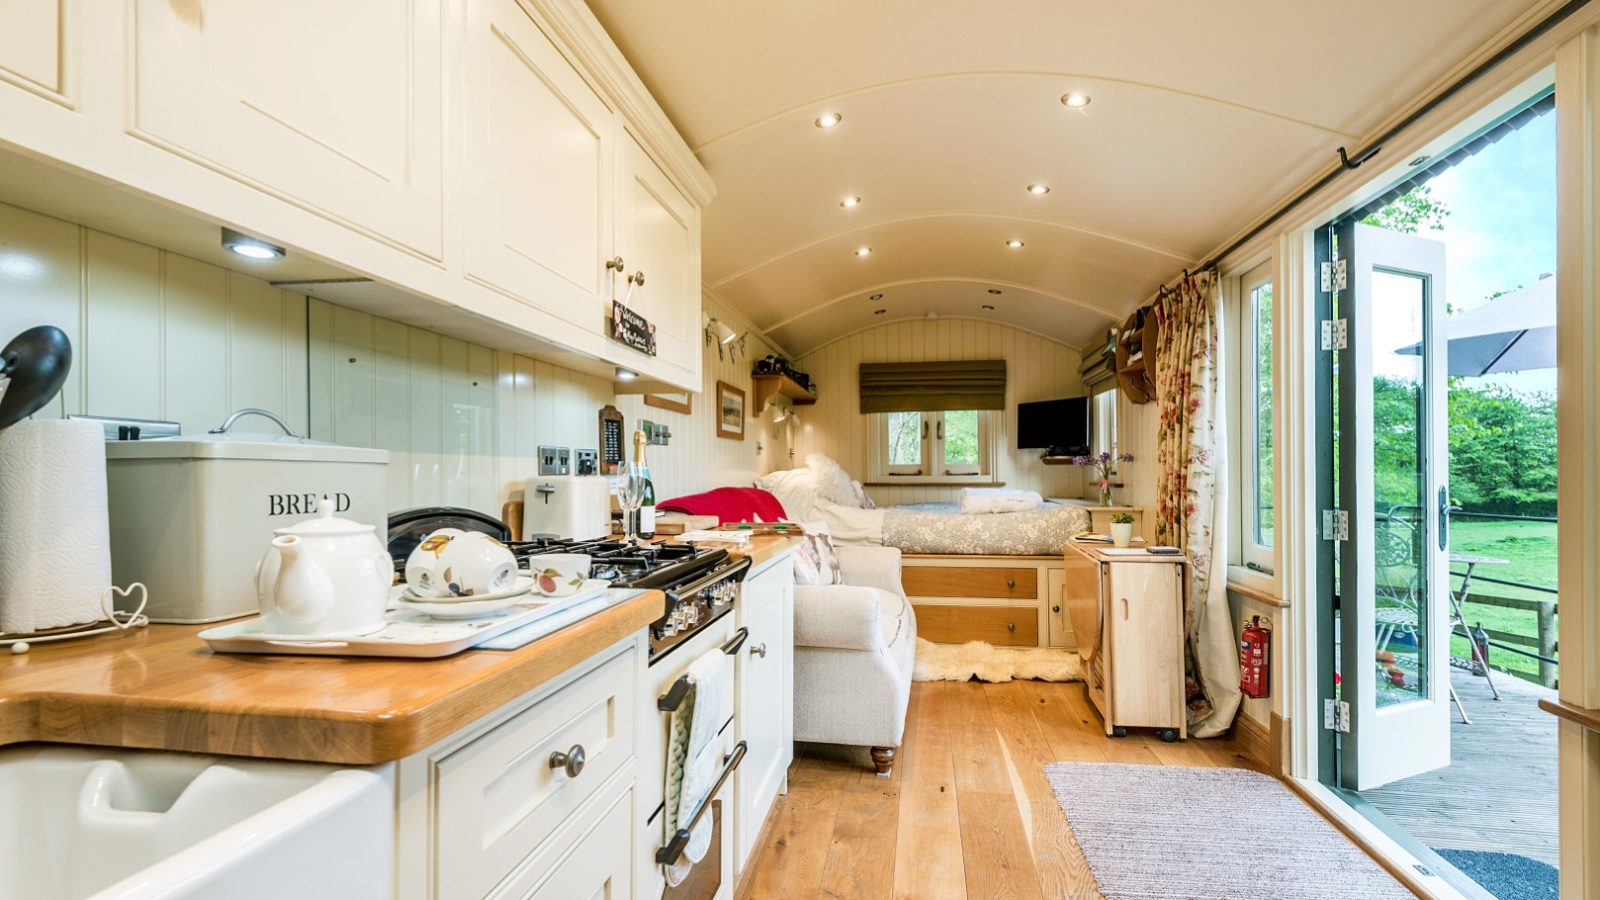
[738,680,1272,900]
[1360,670,1559,865]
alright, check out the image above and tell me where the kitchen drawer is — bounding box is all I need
[490,782,634,900]
[435,646,636,899]
[903,565,1037,599]
[913,604,1039,646]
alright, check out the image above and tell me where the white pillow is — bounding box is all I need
[754,468,817,521]
[806,453,860,508]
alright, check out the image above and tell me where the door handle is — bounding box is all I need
[922,421,929,440]
[936,420,944,440]
[1437,486,1459,551]
[1121,597,1129,619]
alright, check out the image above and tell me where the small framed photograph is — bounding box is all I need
[716,381,745,440]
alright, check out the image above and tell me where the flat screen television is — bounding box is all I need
[1016,396,1090,456]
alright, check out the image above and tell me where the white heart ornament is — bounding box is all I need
[101,582,150,630]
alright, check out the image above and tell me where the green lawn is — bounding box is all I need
[1446,518,1558,685]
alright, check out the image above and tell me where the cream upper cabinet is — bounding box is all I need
[464,0,619,333]
[616,132,700,377]
[0,0,68,102]
[127,0,444,259]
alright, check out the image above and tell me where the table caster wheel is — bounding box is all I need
[1111,726,1127,738]
[1159,729,1179,743]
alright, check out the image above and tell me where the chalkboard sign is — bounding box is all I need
[609,300,657,356]
[598,404,625,475]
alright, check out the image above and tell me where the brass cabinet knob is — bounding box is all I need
[1007,622,1016,632]
[1052,605,1061,613]
[605,256,625,271]
[549,744,586,778]
[629,270,646,286]
[1006,578,1016,588]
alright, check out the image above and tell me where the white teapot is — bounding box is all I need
[254,498,392,637]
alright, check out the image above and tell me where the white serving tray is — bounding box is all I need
[198,582,610,658]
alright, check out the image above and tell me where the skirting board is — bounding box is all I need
[1232,712,1290,777]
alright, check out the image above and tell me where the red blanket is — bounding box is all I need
[658,487,787,524]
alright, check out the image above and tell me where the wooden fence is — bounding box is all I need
[1458,590,1558,688]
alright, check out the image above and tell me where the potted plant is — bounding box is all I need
[1109,512,1136,548]
[1073,448,1135,507]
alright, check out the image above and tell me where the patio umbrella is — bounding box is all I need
[1396,275,1556,375]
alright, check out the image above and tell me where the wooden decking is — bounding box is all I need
[1361,669,1559,866]
[737,679,1281,900]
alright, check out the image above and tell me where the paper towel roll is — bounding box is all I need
[0,419,112,633]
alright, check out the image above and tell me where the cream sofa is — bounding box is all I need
[792,545,917,776]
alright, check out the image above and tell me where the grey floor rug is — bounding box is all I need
[1044,763,1413,899]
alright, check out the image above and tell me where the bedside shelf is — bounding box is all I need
[751,372,817,411]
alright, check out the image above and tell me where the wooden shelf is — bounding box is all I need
[1540,697,1600,733]
[751,372,817,410]
[1041,455,1083,465]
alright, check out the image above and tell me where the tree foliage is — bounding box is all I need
[1361,185,1450,234]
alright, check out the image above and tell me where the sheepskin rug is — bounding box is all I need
[912,637,1082,683]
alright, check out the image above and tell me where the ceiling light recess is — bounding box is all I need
[221,227,285,260]
[855,246,872,257]
[1005,239,1025,249]
[869,293,883,301]
[1026,184,1050,195]
[814,112,843,128]
[840,195,861,208]
[874,308,887,316]
[987,288,1003,295]
[1061,93,1091,109]
[981,304,996,311]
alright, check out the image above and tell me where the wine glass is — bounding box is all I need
[615,462,646,545]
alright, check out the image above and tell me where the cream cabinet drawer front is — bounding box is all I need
[464,0,618,328]
[490,784,635,900]
[435,647,637,899]
[128,0,445,258]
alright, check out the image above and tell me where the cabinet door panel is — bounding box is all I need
[736,566,788,871]
[465,0,616,330]
[619,133,698,374]
[130,0,443,256]
[1106,564,1182,728]
[0,0,64,98]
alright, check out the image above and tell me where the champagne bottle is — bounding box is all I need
[633,430,657,538]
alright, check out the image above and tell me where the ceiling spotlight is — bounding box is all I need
[855,246,873,257]
[1005,239,1025,249]
[840,195,861,208]
[615,367,638,381]
[221,227,285,260]
[815,112,843,128]
[1026,184,1051,195]
[987,288,1003,295]
[869,292,884,300]
[981,304,996,311]
[874,308,887,315]
[1061,93,1091,109]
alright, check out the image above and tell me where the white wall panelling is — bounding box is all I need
[790,317,1085,506]
[0,201,308,432]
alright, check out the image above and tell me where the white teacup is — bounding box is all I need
[405,529,518,598]
[527,553,592,597]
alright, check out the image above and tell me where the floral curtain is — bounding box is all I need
[1151,268,1241,738]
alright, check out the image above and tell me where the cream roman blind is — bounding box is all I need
[858,360,1007,413]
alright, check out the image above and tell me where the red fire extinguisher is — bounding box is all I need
[1240,615,1272,699]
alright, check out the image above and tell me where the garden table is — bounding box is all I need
[1450,552,1508,704]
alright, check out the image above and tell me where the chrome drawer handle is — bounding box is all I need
[549,744,586,778]
[750,642,768,658]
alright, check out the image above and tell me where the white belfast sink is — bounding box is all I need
[0,745,392,900]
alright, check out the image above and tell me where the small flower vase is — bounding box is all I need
[1100,484,1113,507]
[1110,522,1134,548]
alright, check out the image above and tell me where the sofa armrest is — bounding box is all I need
[793,584,883,652]
[835,545,906,597]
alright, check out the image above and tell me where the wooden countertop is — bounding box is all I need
[0,590,662,765]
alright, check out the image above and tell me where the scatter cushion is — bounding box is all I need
[753,468,817,521]
[806,453,860,508]
[792,527,842,586]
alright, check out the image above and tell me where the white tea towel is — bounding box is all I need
[663,647,728,886]
[0,419,112,633]
[958,488,1043,514]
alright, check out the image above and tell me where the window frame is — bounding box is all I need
[869,409,997,484]
[1231,259,1276,573]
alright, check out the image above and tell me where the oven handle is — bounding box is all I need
[655,741,748,865]
[656,628,749,712]
[664,555,753,605]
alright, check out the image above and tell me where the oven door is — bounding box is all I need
[642,617,741,900]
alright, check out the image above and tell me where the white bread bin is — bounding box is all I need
[105,414,388,623]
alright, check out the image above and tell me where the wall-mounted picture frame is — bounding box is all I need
[644,391,692,415]
[716,381,745,440]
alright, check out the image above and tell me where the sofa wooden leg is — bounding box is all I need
[870,746,896,777]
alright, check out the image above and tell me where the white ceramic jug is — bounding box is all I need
[254,498,392,636]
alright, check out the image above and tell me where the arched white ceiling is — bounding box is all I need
[585,0,1539,354]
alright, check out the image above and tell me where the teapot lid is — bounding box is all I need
[274,498,376,537]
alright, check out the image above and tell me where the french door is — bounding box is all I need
[1326,221,1452,791]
